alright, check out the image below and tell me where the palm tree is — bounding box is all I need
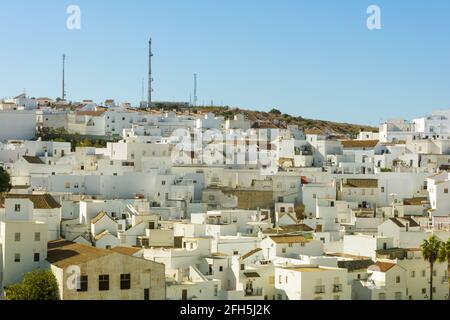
[421,235,442,300]
[438,239,450,300]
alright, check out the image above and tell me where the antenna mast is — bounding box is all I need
[62,54,66,101]
[193,73,198,107]
[148,38,153,109]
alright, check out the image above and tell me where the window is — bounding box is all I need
[396,276,401,283]
[34,232,41,241]
[120,274,131,290]
[288,243,293,248]
[14,232,21,242]
[433,270,437,276]
[282,248,287,254]
[162,180,166,186]
[422,270,426,277]
[65,182,70,189]
[99,275,110,291]
[34,253,40,262]
[422,288,426,294]
[219,266,223,272]
[233,251,239,255]
[240,264,245,271]
[279,276,282,284]
[395,292,402,300]
[77,276,88,292]
[214,285,218,297]
[433,287,436,293]
[14,253,20,263]
[14,204,21,212]
[144,288,150,300]
[445,189,449,194]
[381,187,385,193]
[378,293,386,300]
[411,271,415,278]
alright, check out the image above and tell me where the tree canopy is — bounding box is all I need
[0,167,11,193]
[5,269,60,300]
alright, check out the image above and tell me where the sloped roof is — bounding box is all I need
[90,211,116,225]
[340,140,379,148]
[76,110,106,117]
[94,230,114,241]
[269,235,308,244]
[389,217,420,228]
[241,248,262,261]
[243,272,261,278]
[403,197,428,206]
[369,261,397,272]
[47,240,114,268]
[110,246,141,256]
[343,179,378,188]
[337,259,375,272]
[263,224,314,235]
[22,156,44,164]
[5,194,61,209]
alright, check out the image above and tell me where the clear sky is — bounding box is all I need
[1,0,449,125]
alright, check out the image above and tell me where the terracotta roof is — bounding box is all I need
[110,246,141,256]
[94,230,113,241]
[22,156,44,164]
[337,259,375,272]
[47,240,114,268]
[263,224,314,235]
[389,217,420,228]
[76,110,106,117]
[340,140,379,148]
[343,179,378,188]
[90,211,116,225]
[403,197,428,206]
[243,272,261,278]
[4,194,61,209]
[369,261,397,272]
[269,235,308,244]
[240,248,262,260]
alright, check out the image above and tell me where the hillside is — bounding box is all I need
[189,106,377,137]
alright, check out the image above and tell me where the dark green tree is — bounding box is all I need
[5,270,60,300]
[269,108,281,115]
[0,167,11,193]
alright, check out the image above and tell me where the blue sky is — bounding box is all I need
[0,0,449,125]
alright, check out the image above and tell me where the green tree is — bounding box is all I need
[0,167,12,193]
[438,239,450,299]
[421,235,442,300]
[5,270,60,300]
[269,108,281,115]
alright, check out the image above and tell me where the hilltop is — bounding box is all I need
[188,106,378,137]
